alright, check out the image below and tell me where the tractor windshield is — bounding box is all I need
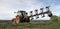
[17,12,22,16]
[17,11,27,17]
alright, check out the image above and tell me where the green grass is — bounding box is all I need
[0,21,60,29]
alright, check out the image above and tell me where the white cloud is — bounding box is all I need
[51,5,60,16]
[0,0,45,20]
[0,0,58,20]
[0,6,17,20]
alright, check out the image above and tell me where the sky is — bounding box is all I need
[0,0,60,20]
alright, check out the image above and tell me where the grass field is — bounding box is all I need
[0,21,60,29]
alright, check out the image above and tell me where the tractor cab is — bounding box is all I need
[16,10,29,23]
[17,10,27,17]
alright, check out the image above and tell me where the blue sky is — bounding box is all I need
[0,0,60,20]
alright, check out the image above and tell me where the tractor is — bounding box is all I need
[12,6,53,24]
